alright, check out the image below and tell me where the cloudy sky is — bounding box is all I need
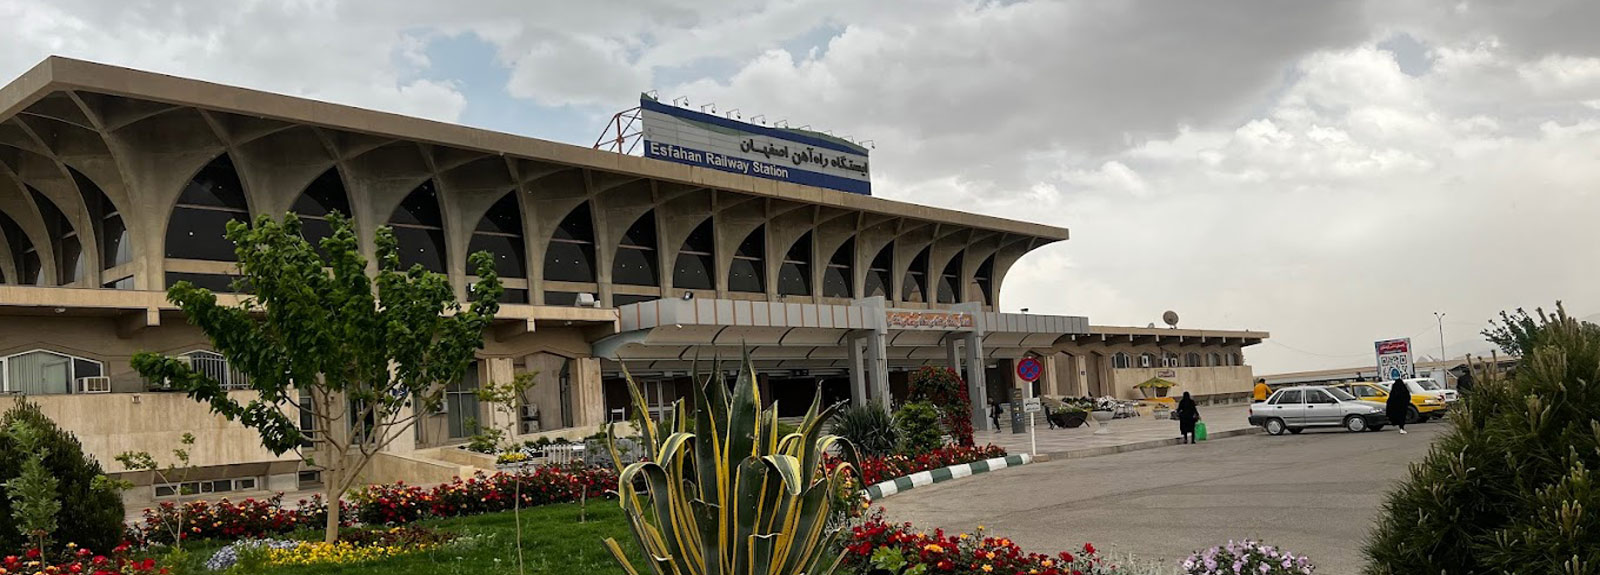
[4,0,1597,373]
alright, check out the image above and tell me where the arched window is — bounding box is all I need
[0,211,40,285]
[729,226,765,293]
[0,349,104,395]
[864,244,892,299]
[388,180,447,273]
[291,168,352,250]
[1231,353,1242,367]
[28,188,79,285]
[613,210,658,286]
[673,219,714,290]
[822,238,854,298]
[69,168,130,273]
[1162,352,1179,368]
[1208,352,1222,367]
[902,247,929,303]
[167,155,250,262]
[937,252,962,304]
[180,350,251,390]
[778,231,812,296]
[974,255,995,306]
[1139,353,1155,368]
[469,192,526,279]
[545,202,595,283]
[1111,352,1131,369]
[1185,352,1201,367]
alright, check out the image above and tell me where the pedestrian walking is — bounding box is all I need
[1455,370,1474,395]
[1176,391,1201,444]
[1252,378,1272,403]
[1386,378,1412,434]
[989,400,1002,432]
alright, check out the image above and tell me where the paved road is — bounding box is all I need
[881,424,1442,574]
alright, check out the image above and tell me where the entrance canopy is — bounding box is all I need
[596,297,1088,376]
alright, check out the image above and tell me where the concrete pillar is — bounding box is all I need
[865,329,890,409]
[848,337,867,406]
[571,357,607,427]
[945,336,962,375]
[965,332,988,432]
[484,357,518,439]
[1042,353,1059,396]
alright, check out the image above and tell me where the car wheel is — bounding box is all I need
[1264,418,1287,436]
[1407,407,1422,424]
[1345,416,1368,432]
[1288,428,1303,434]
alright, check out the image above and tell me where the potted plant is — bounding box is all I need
[1050,404,1089,428]
[1089,396,1117,423]
[1135,377,1177,398]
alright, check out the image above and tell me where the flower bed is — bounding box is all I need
[835,444,1009,486]
[3,544,164,575]
[842,511,1127,575]
[128,465,617,545]
[1182,540,1315,575]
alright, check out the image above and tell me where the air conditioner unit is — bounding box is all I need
[77,376,111,394]
[575,293,598,307]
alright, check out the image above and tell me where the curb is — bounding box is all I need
[1045,426,1262,460]
[864,454,1033,501]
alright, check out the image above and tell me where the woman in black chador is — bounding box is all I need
[1386,378,1412,435]
[1176,392,1200,444]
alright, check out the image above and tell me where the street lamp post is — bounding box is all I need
[1434,311,1447,381]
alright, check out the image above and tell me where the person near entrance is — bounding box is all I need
[1253,378,1272,403]
[989,400,1002,432]
[1176,391,1201,444]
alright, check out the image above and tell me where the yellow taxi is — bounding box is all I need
[1333,381,1446,423]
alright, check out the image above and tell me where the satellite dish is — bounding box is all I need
[1163,310,1180,328]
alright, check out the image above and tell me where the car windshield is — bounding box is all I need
[1416,380,1441,390]
[1325,387,1357,401]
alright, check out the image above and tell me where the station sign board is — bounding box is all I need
[1374,338,1415,381]
[885,310,974,330]
[639,96,872,195]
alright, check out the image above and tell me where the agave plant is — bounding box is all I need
[603,355,859,575]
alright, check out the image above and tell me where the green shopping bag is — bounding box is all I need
[1195,421,1208,441]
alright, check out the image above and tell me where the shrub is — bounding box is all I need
[3,544,165,575]
[842,509,1159,574]
[1364,304,1600,573]
[895,401,944,455]
[908,367,976,446]
[830,403,900,459]
[0,400,125,554]
[129,493,353,546]
[1183,540,1314,574]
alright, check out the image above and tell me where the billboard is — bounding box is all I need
[1374,338,1415,381]
[639,96,872,195]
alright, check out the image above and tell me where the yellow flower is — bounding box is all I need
[981,565,993,573]
[1042,560,1054,567]
[959,533,970,540]
[923,544,944,553]
[985,551,996,559]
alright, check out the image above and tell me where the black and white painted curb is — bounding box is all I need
[864,454,1033,501]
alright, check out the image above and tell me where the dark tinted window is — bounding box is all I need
[729,225,764,293]
[31,188,80,285]
[974,254,994,306]
[902,247,929,303]
[545,203,595,282]
[613,293,659,306]
[673,219,715,290]
[614,211,658,286]
[778,231,811,296]
[389,181,447,273]
[823,238,853,298]
[937,252,963,304]
[69,168,129,270]
[499,288,528,304]
[292,169,352,250]
[168,155,250,261]
[0,211,36,285]
[544,291,578,306]
[469,193,526,278]
[864,244,891,298]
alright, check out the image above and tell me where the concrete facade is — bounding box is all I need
[0,57,1265,503]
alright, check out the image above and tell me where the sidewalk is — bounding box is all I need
[982,404,1258,460]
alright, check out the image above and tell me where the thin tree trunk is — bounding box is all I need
[323,464,342,543]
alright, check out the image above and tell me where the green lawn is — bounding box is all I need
[168,502,642,575]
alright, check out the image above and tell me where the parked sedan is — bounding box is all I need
[1334,381,1447,423]
[1248,385,1388,435]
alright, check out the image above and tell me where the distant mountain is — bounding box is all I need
[1585,314,1600,325]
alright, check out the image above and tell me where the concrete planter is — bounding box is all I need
[1089,410,1115,423]
[1050,411,1088,428]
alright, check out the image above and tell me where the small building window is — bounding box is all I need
[1162,352,1179,368]
[1139,353,1154,368]
[1111,352,1131,369]
[181,350,251,390]
[1185,352,1201,367]
[673,219,715,290]
[1,350,104,395]
[729,225,765,293]
[446,362,481,439]
[1208,353,1222,367]
[777,231,812,296]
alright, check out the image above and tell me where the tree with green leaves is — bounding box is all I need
[116,433,197,551]
[0,399,124,553]
[132,212,501,543]
[472,371,538,575]
[1365,303,1600,573]
[5,421,61,554]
